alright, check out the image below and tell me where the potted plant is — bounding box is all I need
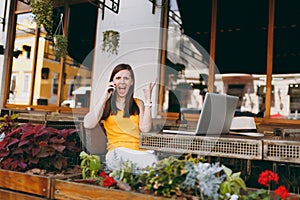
[102,30,120,55]
[53,34,68,59]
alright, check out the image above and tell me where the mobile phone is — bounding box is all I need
[108,86,115,93]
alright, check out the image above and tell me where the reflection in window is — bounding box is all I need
[215,0,268,118]
[271,74,300,119]
[164,3,211,115]
[22,74,31,93]
[271,0,300,119]
[164,0,271,118]
[9,13,36,105]
[8,74,17,104]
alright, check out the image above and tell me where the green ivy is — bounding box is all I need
[30,0,54,35]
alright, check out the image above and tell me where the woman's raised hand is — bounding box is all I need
[142,81,156,103]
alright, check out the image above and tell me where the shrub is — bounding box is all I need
[136,156,191,197]
[0,123,81,172]
[0,114,18,135]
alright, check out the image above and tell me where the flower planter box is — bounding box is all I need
[52,179,169,200]
[0,169,51,198]
[0,168,81,199]
[0,188,46,200]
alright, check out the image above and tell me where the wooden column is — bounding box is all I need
[265,0,275,119]
[208,0,217,92]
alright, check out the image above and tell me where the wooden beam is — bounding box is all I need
[265,0,275,119]
[208,0,217,92]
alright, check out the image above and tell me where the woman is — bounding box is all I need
[83,63,158,170]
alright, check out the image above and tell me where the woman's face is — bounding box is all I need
[113,69,133,97]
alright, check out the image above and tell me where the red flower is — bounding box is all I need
[102,176,116,187]
[275,185,290,199]
[258,170,279,187]
[99,171,106,178]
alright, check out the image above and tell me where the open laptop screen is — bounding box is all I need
[195,93,238,135]
[162,93,238,136]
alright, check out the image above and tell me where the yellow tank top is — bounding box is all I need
[103,99,141,151]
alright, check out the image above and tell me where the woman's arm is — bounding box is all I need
[138,81,155,132]
[138,100,152,132]
[83,82,115,129]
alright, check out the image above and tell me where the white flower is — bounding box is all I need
[230,194,239,200]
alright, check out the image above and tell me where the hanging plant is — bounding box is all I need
[102,30,120,55]
[30,0,54,36]
[52,13,68,59]
[53,34,68,59]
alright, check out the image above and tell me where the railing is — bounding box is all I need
[140,132,300,163]
[140,132,263,160]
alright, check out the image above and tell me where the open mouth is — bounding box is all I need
[118,86,127,94]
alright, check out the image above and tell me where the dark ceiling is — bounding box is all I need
[175,0,300,74]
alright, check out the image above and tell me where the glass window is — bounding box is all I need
[271,0,300,119]
[162,0,212,115]
[7,2,97,111]
[9,13,36,105]
[22,74,31,93]
[163,0,269,118]
[215,0,268,117]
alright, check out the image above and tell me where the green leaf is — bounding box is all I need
[233,177,247,189]
[90,158,100,171]
[79,151,88,159]
[220,181,231,194]
[256,188,267,195]
[231,171,241,178]
[222,164,232,177]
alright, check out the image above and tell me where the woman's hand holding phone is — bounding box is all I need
[103,82,115,101]
[108,85,115,93]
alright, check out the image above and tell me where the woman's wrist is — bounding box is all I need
[144,101,152,107]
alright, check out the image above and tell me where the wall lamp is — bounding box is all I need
[0,46,23,58]
[12,50,22,58]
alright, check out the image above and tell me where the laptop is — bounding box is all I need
[162,92,239,136]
